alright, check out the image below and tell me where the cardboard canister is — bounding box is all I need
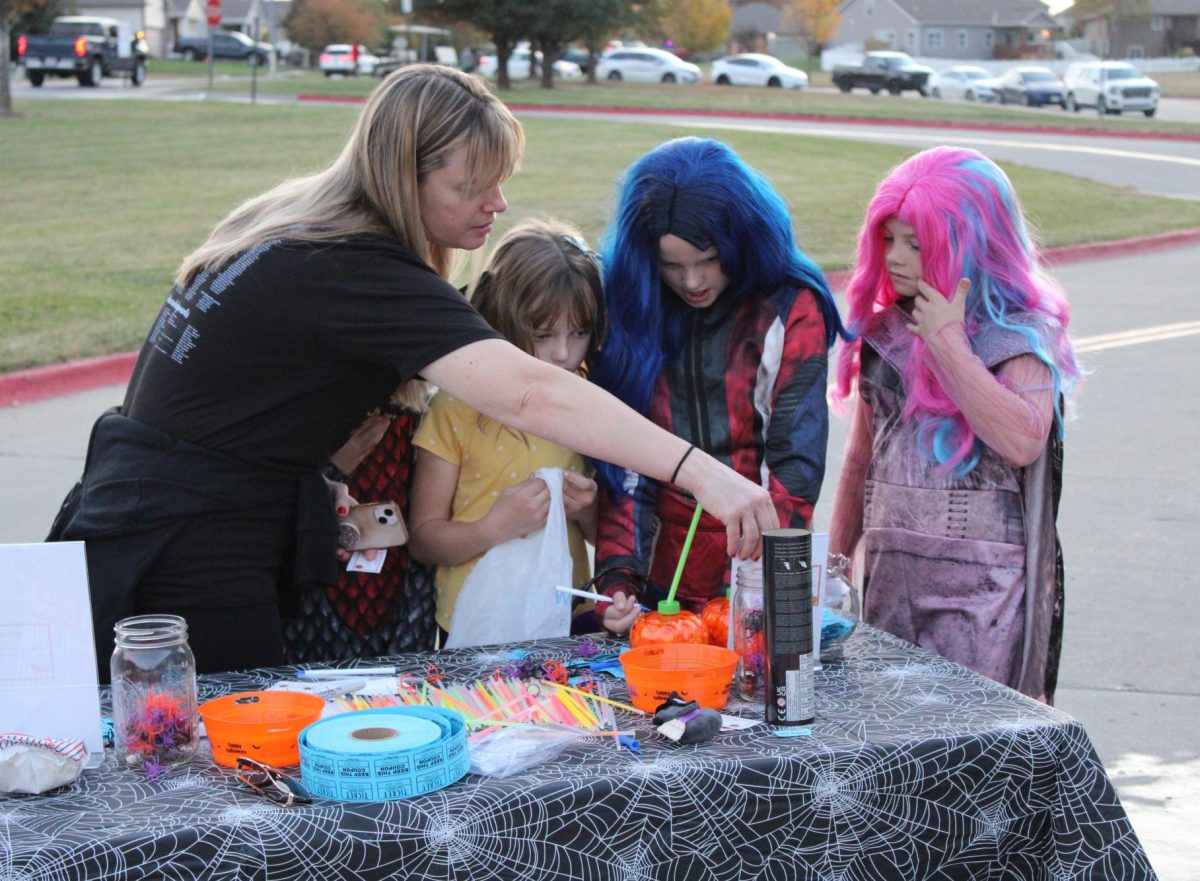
[762,528,816,725]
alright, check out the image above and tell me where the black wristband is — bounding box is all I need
[670,443,696,485]
[321,462,351,484]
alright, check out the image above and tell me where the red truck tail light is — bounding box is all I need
[74,37,87,57]
[318,53,332,64]
[17,36,27,56]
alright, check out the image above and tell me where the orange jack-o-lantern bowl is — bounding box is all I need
[700,595,730,647]
[629,608,709,648]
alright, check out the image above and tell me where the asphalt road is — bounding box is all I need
[517,106,1200,201]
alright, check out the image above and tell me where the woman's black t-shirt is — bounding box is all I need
[122,235,500,472]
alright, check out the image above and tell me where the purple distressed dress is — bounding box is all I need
[859,306,1064,702]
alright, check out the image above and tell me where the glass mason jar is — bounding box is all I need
[110,614,199,770]
[820,553,862,662]
[732,561,766,701]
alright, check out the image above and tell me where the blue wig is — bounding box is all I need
[591,137,847,493]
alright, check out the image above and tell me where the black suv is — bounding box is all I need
[175,31,272,65]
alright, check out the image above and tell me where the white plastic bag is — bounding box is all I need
[445,467,574,648]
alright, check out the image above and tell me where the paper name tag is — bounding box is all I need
[347,549,387,574]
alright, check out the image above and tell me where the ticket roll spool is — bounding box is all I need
[299,707,469,801]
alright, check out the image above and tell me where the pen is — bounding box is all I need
[296,666,399,678]
[556,585,614,604]
[555,585,651,612]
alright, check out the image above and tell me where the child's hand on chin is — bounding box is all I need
[907,278,969,341]
[601,591,641,636]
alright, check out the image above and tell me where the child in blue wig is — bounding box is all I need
[589,137,846,633]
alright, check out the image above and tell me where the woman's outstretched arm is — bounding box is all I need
[420,338,780,558]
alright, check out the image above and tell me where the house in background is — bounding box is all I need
[833,0,1061,59]
[75,0,290,57]
[1074,0,1200,58]
[729,1,810,59]
[74,0,167,53]
[173,0,291,49]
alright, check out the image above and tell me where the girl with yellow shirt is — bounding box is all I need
[408,220,602,639]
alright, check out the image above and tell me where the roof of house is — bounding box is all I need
[1071,0,1198,23]
[172,0,289,22]
[731,1,783,33]
[1149,0,1200,14]
[846,0,1058,28]
[74,0,145,10]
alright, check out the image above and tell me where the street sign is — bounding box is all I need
[205,0,222,27]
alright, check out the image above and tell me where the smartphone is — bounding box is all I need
[337,502,408,550]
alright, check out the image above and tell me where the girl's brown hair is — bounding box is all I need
[470,219,604,368]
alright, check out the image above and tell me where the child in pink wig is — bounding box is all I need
[829,146,1079,703]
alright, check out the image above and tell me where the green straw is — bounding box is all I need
[659,503,703,615]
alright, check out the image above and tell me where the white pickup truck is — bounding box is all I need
[1062,61,1159,117]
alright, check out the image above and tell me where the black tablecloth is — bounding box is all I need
[0,627,1157,880]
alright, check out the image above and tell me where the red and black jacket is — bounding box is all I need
[595,284,830,610]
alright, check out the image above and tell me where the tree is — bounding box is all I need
[417,0,544,89]
[658,0,729,55]
[286,0,387,57]
[575,0,659,84]
[784,0,841,70]
[1,0,50,117]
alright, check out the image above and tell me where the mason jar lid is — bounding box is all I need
[114,614,189,648]
[735,560,763,587]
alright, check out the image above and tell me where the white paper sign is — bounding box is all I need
[0,543,104,754]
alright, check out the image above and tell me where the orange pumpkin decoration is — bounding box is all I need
[629,608,709,648]
[700,595,730,648]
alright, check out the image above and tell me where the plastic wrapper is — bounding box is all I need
[467,726,582,778]
[0,734,87,795]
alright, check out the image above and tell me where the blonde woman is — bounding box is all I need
[49,65,778,679]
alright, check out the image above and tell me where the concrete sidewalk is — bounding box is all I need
[3,245,1197,879]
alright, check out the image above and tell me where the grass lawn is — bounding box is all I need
[194,67,1200,137]
[1148,69,1200,99]
[3,99,1200,372]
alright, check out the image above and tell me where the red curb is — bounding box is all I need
[0,351,138,408]
[4,229,1199,408]
[1041,226,1200,266]
[298,94,1200,142]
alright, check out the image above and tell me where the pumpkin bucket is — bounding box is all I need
[199,691,325,768]
[620,643,739,713]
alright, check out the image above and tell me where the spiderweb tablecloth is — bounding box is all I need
[0,627,1156,880]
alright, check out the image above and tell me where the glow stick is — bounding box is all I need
[546,681,642,715]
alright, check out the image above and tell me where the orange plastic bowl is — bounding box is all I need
[199,691,325,768]
[620,643,739,713]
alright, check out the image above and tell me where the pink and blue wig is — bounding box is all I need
[590,137,847,493]
[835,146,1079,475]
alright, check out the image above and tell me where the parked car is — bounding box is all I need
[1062,61,1159,117]
[318,44,379,76]
[561,46,594,75]
[929,65,999,102]
[594,47,701,84]
[711,53,807,89]
[996,66,1064,107]
[18,15,148,87]
[831,51,933,95]
[476,48,582,80]
[174,31,273,65]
